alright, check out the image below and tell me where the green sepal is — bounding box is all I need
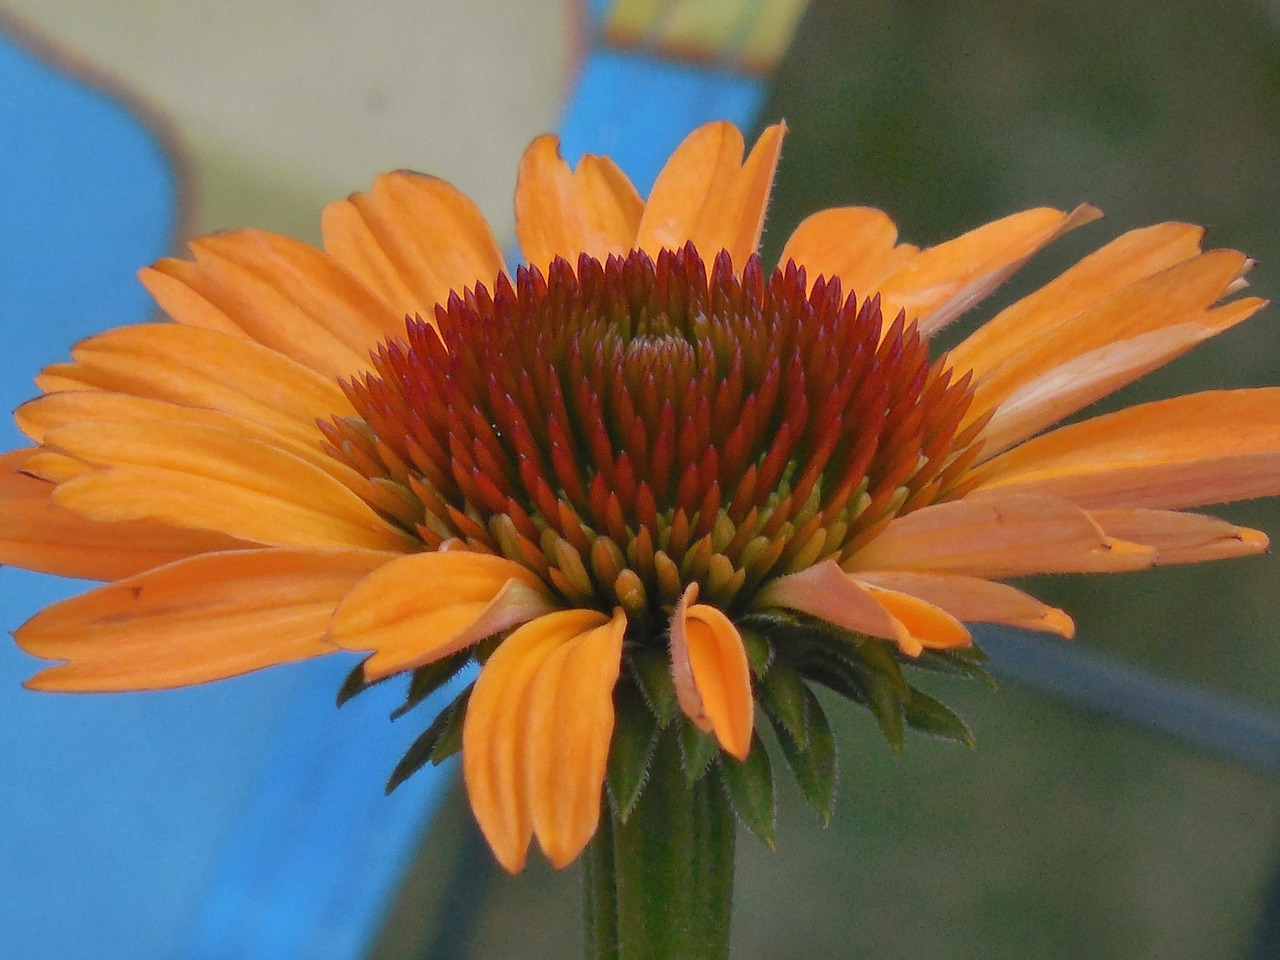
[336,658,382,707]
[903,686,975,747]
[473,631,504,664]
[740,609,858,661]
[782,625,906,753]
[607,679,662,823]
[759,655,810,749]
[385,683,473,793]
[737,607,810,635]
[740,628,774,678]
[912,643,998,690]
[716,732,776,848]
[389,650,471,720]
[679,717,719,783]
[797,651,867,704]
[864,670,906,754]
[769,685,838,825]
[854,637,911,701]
[628,645,679,727]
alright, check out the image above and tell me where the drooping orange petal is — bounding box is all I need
[977,299,1264,456]
[845,493,1156,577]
[35,324,352,444]
[45,421,414,552]
[858,583,972,657]
[321,171,505,324]
[877,204,1101,336]
[16,547,393,691]
[669,584,753,759]
[759,561,970,657]
[974,389,1280,510]
[327,551,556,681]
[463,608,611,873]
[635,121,785,270]
[759,560,903,639]
[1089,508,1270,565]
[0,448,245,580]
[525,609,626,869]
[949,222,1207,378]
[515,135,644,270]
[141,229,404,377]
[777,206,917,297]
[854,570,1074,638]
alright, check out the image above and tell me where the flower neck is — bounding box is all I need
[584,727,736,960]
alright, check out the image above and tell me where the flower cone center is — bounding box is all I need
[325,245,984,632]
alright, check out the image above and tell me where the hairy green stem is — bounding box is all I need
[585,729,736,960]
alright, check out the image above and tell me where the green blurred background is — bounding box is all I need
[8,0,1280,956]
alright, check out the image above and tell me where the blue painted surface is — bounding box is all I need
[0,29,453,960]
[185,664,469,960]
[0,30,266,960]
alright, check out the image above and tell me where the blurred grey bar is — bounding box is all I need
[981,628,1280,776]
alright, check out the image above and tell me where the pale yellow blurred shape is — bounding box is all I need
[2,0,572,241]
[737,0,808,70]
[606,0,666,43]
[604,0,808,69]
[659,0,752,56]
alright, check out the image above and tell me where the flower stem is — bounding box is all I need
[584,728,736,960]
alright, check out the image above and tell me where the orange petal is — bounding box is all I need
[777,206,917,296]
[878,204,1101,335]
[525,609,626,869]
[17,547,392,691]
[141,229,404,377]
[949,222,1207,378]
[20,449,90,484]
[978,299,1264,456]
[1089,508,1270,565]
[515,135,644,270]
[854,570,1074,638]
[463,608,611,873]
[669,585,753,759]
[19,392,417,531]
[635,121,785,270]
[0,448,245,580]
[35,324,352,444]
[328,551,555,681]
[758,561,970,657]
[845,493,1156,576]
[17,391,365,489]
[975,389,1280,510]
[321,171,505,324]
[958,249,1260,452]
[45,421,414,552]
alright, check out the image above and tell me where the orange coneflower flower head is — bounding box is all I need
[6,121,1277,873]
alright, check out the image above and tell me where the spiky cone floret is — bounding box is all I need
[5,120,1278,873]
